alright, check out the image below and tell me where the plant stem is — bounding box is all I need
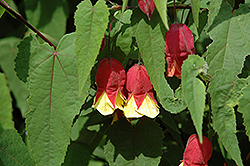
[0,0,57,50]
[173,0,177,23]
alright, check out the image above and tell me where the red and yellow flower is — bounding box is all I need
[93,58,126,115]
[179,134,213,166]
[165,23,195,78]
[123,64,159,118]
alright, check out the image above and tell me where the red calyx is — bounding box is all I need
[182,134,213,166]
[95,58,126,108]
[138,0,155,20]
[165,23,195,78]
[125,64,156,108]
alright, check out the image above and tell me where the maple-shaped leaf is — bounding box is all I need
[138,0,155,20]
[15,33,89,166]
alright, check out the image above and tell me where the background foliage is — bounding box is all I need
[0,0,250,166]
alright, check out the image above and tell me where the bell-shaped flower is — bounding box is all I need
[93,58,126,115]
[179,134,213,166]
[123,64,159,118]
[165,23,195,78]
[137,0,155,20]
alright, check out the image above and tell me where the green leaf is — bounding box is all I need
[0,73,14,132]
[206,2,250,165]
[131,8,166,97]
[188,9,208,42]
[206,2,250,77]
[122,0,128,13]
[62,142,90,166]
[25,0,69,42]
[0,37,29,116]
[191,0,200,27]
[15,33,86,166]
[0,129,35,166]
[154,0,169,30]
[0,0,11,18]
[75,0,109,98]
[238,80,250,141]
[181,55,205,142]
[104,118,163,165]
[116,10,133,56]
[158,75,187,113]
[208,69,247,166]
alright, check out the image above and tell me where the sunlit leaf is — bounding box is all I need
[154,0,169,30]
[191,0,200,27]
[131,8,166,97]
[104,118,163,165]
[0,129,35,166]
[206,2,250,77]
[15,33,87,166]
[75,0,109,98]
[182,55,205,142]
[206,1,250,165]
[116,10,133,56]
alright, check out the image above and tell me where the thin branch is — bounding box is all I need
[0,0,57,50]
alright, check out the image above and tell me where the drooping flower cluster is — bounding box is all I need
[93,58,159,119]
[179,134,213,166]
[165,23,195,78]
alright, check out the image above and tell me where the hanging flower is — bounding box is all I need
[137,0,155,20]
[123,64,159,118]
[179,134,213,166]
[93,58,126,115]
[165,23,195,78]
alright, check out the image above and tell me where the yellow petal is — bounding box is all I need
[136,94,159,118]
[178,162,184,166]
[115,90,126,110]
[93,91,114,115]
[123,95,143,118]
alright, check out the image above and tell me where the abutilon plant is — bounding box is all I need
[123,64,159,118]
[165,23,195,78]
[179,134,213,166]
[93,58,126,115]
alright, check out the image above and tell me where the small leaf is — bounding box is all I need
[0,129,35,166]
[0,73,14,132]
[104,118,163,165]
[182,55,205,143]
[116,10,133,56]
[154,0,169,30]
[191,0,200,27]
[137,0,155,20]
[75,0,109,98]
[158,75,187,114]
